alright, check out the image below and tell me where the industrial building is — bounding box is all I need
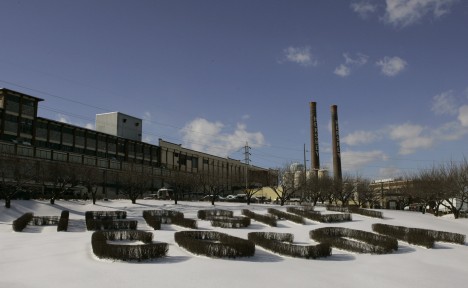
[0,88,275,199]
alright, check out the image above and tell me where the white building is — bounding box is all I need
[95,112,142,141]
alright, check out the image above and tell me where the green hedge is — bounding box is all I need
[310,227,398,254]
[372,223,466,248]
[12,212,34,232]
[91,230,168,261]
[197,209,233,220]
[57,210,69,232]
[248,232,331,259]
[287,207,352,223]
[242,209,277,227]
[174,231,255,258]
[267,208,305,224]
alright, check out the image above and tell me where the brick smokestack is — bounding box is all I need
[331,105,342,180]
[310,102,320,174]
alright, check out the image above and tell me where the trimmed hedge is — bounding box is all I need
[197,209,233,220]
[242,209,277,227]
[12,212,34,232]
[210,216,251,228]
[248,232,331,259]
[30,216,60,226]
[267,208,305,224]
[86,210,135,231]
[372,223,466,248]
[91,230,168,261]
[87,219,138,231]
[287,207,352,223]
[174,231,255,258]
[310,227,398,254]
[85,211,127,220]
[143,210,197,229]
[57,210,69,232]
[327,206,383,219]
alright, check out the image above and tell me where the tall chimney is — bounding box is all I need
[331,105,342,180]
[310,102,320,174]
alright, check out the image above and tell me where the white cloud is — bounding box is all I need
[431,90,458,115]
[334,64,351,77]
[376,56,407,76]
[458,105,468,127]
[180,118,265,158]
[282,46,318,67]
[351,1,379,18]
[57,114,70,124]
[341,150,388,171]
[85,123,95,130]
[378,167,403,179]
[334,53,369,77]
[434,121,468,141]
[342,130,381,146]
[389,123,433,154]
[383,0,457,27]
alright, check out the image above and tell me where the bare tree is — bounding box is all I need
[169,170,197,205]
[79,165,103,205]
[0,154,38,208]
[44,161,80,205]
[331,174,355,207]
[197,171,226,205]
[441,159,468,219]
[269,164,300,206]
[118,164,151,204]
[353,178,379,208]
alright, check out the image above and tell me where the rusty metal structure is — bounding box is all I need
[331,105,342,180]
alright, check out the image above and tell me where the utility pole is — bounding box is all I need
[244,142,251,191]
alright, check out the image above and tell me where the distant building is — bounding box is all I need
[0,88,275,198]
[95,112,142,142]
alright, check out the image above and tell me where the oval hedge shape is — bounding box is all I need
[174,231,255,258]
[91,230,168,261]
[310,227,398,254]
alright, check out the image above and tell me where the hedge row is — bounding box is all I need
[30,216,60,226]
[267,208,305,224]
[327,206,383,219]
[86,219,138,231]
[210,216,251,228]
[57,210,69,232]
[91,230,168,261]
[287,207,352,223]
[242,209,277,227]
[174,230,255,258]
[12,212,34,232]
[372,223,466,248]
[143,210,197,229]
[85,211,127,220]
[248,232,331,259]
[197,209,233,220]
[310,227,398,254]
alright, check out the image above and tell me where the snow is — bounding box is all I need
[1,199,467,288]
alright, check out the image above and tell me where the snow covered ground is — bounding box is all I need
[1,199,467,288]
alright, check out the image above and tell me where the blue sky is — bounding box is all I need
[1,0,467,179]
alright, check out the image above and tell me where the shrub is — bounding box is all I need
[197,209,233,220]
[372,223,465,248]
[242,209,277,227]
[327,206,383,219]
[57,210,69,232]
[287,207,352,223]
[267,208,305,224]
[310,227,398,254]
[174,231,255,258]
[85,211,127,220]
[210,216,251,228]
[91,230,168,261]
[248,232,331,259]
[12,212,34,232]
[30,216,60,226]
[87,219,138,231]
[143,210,197,229]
